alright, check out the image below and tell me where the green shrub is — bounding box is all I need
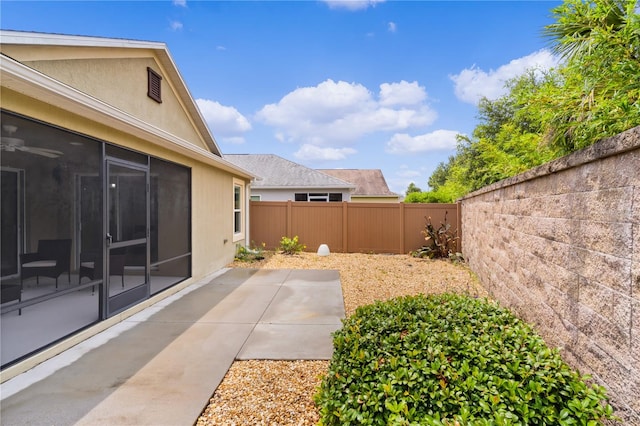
[315,293,617,425]
[403,186,463,204]
[404,192,438,203]
[234,242,266,262]
[278,235,305,255]
[403,187,458,203]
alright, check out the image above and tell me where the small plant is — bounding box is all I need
[278,235,305,255]
[412,211,460,260]
[234,242,266,262]
[315,293,618,425]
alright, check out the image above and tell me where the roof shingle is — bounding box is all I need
[317,169,398,197]
[224,154,354,189]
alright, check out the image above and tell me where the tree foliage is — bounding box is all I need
[536,0,640,152]
[405,182,422,195]
[412,0,640,204]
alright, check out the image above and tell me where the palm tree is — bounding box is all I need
[543,0,639,61]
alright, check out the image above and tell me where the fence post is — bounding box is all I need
[456,202,462,253]
[342,201,348,253]
[400,202,405,254]
[287,200,292,237]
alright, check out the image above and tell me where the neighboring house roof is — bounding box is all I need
[225,154,355,190]
[317,169,399,198]
[0,30,253,180]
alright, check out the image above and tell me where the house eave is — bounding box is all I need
[0,30,168,49]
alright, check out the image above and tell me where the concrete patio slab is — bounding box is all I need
[198,283,281,323]
[246,268,295,285]
[0,268,346,426]
[237,324,340,360]
[261,282,345,324]
[75,322,254,426]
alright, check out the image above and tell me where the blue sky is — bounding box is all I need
[1,0,562,194]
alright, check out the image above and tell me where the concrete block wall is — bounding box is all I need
[460,126,639,423]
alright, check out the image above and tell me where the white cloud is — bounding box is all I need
[294,144,357,161]
[387,21,397,33]
[396,169,421,178]
[379,81,426,106]
[387,176,419,196]
[223,136,246,145]
[170,21,183,31]
[196,99,252,143]
[450,49,560,105]
[385,129,460,154]
[216,45,226,51]
[256,79,436,146]
[173,0,187,6]
[323,0,385,11]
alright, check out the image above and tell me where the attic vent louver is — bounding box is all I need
[147,67,162,103]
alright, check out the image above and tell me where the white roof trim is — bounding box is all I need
[0,30,166,50]
[1,54,254,180]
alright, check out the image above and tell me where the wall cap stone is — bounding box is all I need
[459,125,640,201]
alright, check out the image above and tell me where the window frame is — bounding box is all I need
[294,192,343,202]
[232,179,245,242]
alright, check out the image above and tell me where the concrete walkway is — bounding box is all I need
[0,268,345,425]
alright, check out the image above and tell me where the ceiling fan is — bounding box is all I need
[1,124,63,158]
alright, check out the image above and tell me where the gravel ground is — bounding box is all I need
[196,251,489,425]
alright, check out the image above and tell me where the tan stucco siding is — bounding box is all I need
[14,54,210,152]
[191,165,237,275]
[2,89,246,280]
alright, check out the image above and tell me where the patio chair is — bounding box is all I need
[1,283,22,315]
[20,239,72,288]
[79,250,126,291]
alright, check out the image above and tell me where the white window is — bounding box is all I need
[233,180,245,241]
[294,192,342,202]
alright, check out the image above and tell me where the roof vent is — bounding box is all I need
[147,67,162,103]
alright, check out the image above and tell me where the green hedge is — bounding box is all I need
[315,293,616,425]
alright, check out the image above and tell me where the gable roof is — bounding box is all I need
[0,30,222,157]
[0,30,253,179]
[317,169,399,198]
[225,154,355,190]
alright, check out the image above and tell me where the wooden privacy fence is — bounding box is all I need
[249,201,461,254]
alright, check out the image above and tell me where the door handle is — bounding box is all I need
[106,233,113,246]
